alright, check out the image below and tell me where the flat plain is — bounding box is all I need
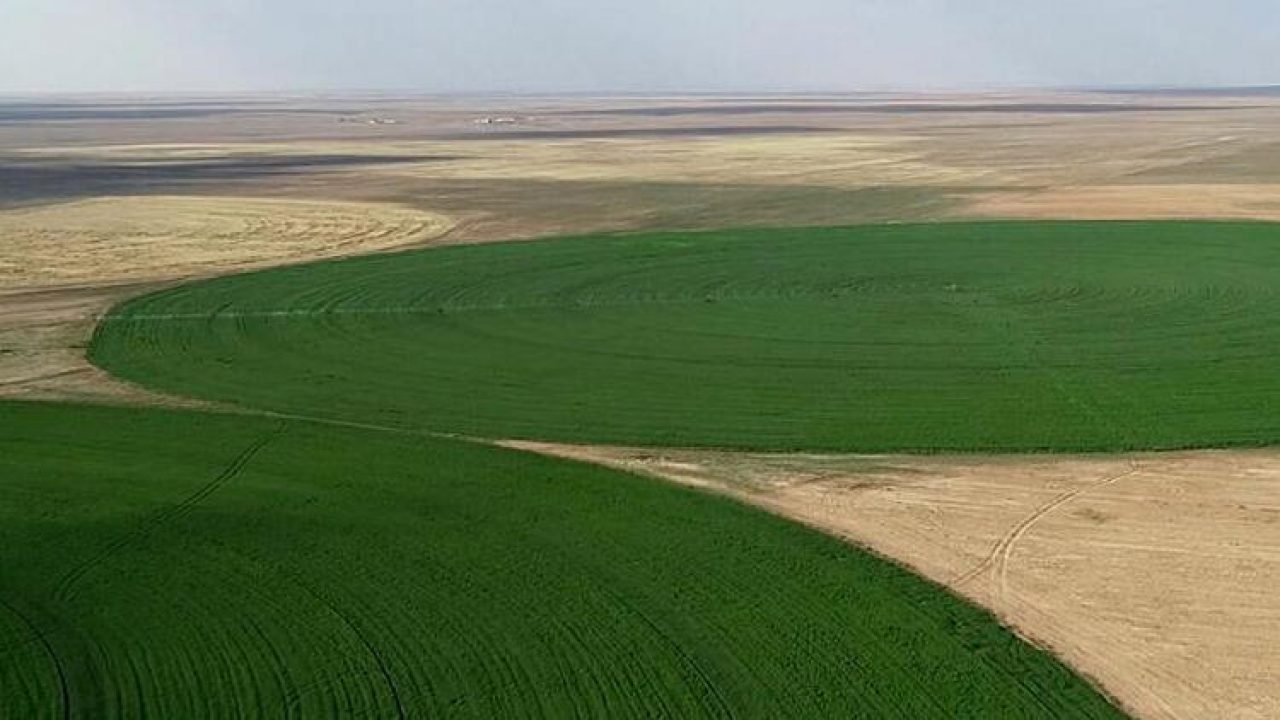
[6,92,1280,403]
[8,91,1280,718]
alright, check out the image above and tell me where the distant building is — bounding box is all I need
[337,116,402,126]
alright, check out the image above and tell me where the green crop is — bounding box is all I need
[0,402,1123,718]
[92,221,1280,451]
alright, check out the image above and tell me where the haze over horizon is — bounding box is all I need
[3,1,1279,94]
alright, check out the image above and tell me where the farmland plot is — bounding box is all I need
[0,402,1122,718]
[93,221,1280,452]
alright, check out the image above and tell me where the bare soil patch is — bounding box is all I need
[510,442,1280,720]
[0,196,452,400]
[966,183,1280,221]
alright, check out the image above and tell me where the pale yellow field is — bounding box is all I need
[0,195,451,401]
[966,183,1280,221]
[0,195,451,289]
[372,134,992,187]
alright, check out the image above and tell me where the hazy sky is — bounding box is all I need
[3,0,1279,94]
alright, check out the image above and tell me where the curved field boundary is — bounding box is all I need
[0,401,1126,718]
[0,195,453,290]
[92,220,1280,452]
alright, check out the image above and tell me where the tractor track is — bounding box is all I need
[952,461,1143,594]
[52,422,287,602]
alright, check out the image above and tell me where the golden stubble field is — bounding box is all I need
[6,93,1280,718]
[0,196,450,401]
[0,195,451,288]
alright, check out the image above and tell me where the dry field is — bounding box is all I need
[0,195,450,288]
[0,195,450,401]
[7,92,1280,718]
[512,442,1280,720]
[966,183,1280,221]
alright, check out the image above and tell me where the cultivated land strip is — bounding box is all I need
[1,402,1124,718]
[0,196,453,290]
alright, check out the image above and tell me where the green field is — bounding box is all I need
[26,220,1242,718]
[94,221,1280,451]
[0,401,1124,718]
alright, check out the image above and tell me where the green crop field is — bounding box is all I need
[94,221,1280,452]
[0,401,1123,718]
[32,219,1254,718]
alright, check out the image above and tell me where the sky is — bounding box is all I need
[2,0,1279,94]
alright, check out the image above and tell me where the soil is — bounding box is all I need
[0,196,451,401]
[507,442,1280,720]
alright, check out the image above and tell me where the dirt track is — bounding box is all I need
[510,443,1280,720]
